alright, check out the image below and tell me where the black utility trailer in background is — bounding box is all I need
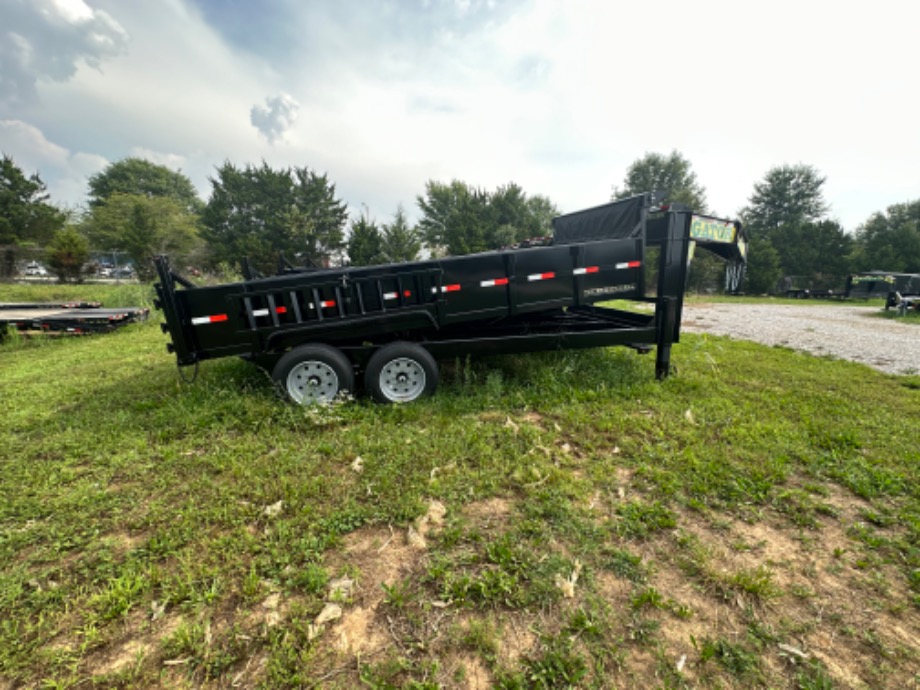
[154,194,746,404]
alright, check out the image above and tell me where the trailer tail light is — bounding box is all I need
[480,277,510,287]
[573,266,600,276]
[615,261,642,269]
[191,314,228,325]
[527,272,556,282]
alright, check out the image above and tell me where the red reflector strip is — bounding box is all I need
[276,306,287,314]
[527,272,555,282]
[573,266,600,276]
[404,290,412,297]
[320,300,336,308]
[480,277,510,287]
[615,260,642,269]
[191,314,228,325]
[432,284,462,293]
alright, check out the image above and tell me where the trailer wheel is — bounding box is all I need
[365,342,438,404]
[272,344,354,405]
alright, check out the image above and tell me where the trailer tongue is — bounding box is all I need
[154,194,745,404]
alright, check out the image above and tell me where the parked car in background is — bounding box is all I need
[24,262,49,277]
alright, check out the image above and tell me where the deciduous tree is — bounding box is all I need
[612,151,707,211]
[85,193,201,280]
[87,158,203,214]
[853,200,920,273]
[741,164,828,235]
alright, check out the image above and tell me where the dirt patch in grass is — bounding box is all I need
[85,610,183,678]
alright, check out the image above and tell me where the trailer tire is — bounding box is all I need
[272,344,354,405]
[365,342,438,404]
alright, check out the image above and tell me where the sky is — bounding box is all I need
[1,0,918,232]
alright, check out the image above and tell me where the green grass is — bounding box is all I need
[2,285,919,688]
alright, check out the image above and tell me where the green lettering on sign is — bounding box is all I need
[690,216,737,244]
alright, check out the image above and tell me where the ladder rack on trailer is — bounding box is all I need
[154,194,746,404]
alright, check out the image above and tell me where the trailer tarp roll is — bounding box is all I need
[552,195,647,245]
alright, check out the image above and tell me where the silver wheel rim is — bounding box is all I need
[378,357,426,402]
[287,361,339,404]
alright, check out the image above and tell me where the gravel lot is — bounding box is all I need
[681,302,919,375]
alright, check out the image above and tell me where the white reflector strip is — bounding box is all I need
[320,300,336,308]
[191,314,228,325]
[252,308,269,317]
[615,261,642,269]
[480,277,510,287]
[527,272,556,282]
[383,292,397,300]
[573,266,600,276]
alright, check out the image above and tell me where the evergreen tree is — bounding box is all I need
[45,227,90,283]
[347,215,384,266]
[380,205,421,263]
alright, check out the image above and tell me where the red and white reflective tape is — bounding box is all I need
[431,284,461,294]
[383,290,413,300]
[191,314,228,325]
[527,272,555,282]
[615,261,642,269]
[480,277,509,287]
[252,306,288,317]
[573,266,600,276]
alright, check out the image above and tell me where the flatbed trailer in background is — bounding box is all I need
[0,302,149,337]
[154,194,746,404]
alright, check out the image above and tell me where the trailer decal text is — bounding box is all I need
[583,284,637,297]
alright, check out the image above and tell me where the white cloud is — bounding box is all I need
[0,0,128,110]
[129,147,187,172]
[0,119,108,206]
[250,93,300,144]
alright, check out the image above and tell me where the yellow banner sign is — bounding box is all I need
[690,217,737,244]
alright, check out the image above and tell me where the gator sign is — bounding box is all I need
[690,216,737,244]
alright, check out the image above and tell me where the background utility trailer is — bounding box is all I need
[154,194,746,404]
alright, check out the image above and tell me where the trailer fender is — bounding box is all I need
[365,341,438,404]
[272,343,355,405]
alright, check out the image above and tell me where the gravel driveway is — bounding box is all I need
[681,302,919,375]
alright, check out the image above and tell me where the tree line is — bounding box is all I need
[1,151,918,291]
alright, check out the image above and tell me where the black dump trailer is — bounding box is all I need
[154,194,745,404]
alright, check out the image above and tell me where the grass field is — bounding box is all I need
[2,284,919,689]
